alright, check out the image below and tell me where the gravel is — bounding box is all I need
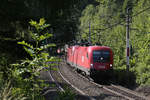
[39,62,150,100]
[135,86,150,98]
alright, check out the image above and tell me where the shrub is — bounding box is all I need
[136,63,150,85]
[10,18,57,99]
[56,88,75,100]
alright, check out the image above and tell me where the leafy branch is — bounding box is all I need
[11,18,57,99]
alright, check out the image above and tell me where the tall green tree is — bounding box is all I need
[10,18,57,99]
[78,0,150,85]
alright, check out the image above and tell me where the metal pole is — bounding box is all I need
[89,21,91,45]
[126,8,130,72]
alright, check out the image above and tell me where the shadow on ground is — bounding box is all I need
[40,70,123,100]
[112,69,137,89]
[42,81,123,100]
[92,69,137,89]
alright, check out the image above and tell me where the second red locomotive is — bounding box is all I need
[66,45,113,77]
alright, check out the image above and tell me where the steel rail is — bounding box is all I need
[64,62,147,100]
[110,84,149,100]
[48,69,64,92]
[57,64,96,100]
[78,73,147,100]
[74,70,133,100]
[61,60,149,100]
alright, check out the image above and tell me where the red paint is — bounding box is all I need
[127,47,129,56]
[67,46,113,72]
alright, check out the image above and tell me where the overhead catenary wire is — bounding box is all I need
[132,6,150,17]
[78,6,150,44]
[79,5,150,35]
[89,6,150,32]
[92,20,125,31]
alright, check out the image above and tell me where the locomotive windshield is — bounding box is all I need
[93,50,110,63]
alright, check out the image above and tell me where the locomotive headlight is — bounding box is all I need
[90,64,94,68]
[110,64,113,67]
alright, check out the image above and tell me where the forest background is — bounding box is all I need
[0,0,150,99]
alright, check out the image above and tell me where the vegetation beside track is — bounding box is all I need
[0,19,60,100]
[0,0,150,99]
[78,0,150,87]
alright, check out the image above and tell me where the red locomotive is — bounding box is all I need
[66,45,113,77]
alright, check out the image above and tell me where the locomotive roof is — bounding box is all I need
[88,45,110,48]
[69,45,110,48]
[88,46,111,50]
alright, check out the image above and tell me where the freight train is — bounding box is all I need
[66,45,113,77]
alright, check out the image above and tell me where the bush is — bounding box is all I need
[0,18,58,100]
[11,18,57,99]
[136,63,150,85]
[0,81,27,100]
[56,88,75,100]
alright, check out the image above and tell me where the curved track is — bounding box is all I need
[47,59,149,100]
[105,84,148,100]
[48,69,64,92]
[50,62,96,100]
[58,61,125,100]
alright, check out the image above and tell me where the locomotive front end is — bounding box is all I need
[92,50,113,70]
[89,46,113,77]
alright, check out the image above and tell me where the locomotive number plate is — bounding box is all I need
[99,66,105,68]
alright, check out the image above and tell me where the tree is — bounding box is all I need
[11,18,57,99]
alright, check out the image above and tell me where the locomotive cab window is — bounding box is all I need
[93,50,110,63]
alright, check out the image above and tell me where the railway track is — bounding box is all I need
[48,68,64,92]
[49,62,95,100]
[57,61,125,100]
[104,84,148,100]
[46,59,149,100]
[90,80,148,100]
[71,66,148,100]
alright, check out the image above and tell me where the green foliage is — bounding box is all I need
[78,0,150,86]
[56,88,75,100]
[135,64,150,85]
[10,18,57,99]
[0,81,27,100]
[0,0,80,45]
[130,0,150,85]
